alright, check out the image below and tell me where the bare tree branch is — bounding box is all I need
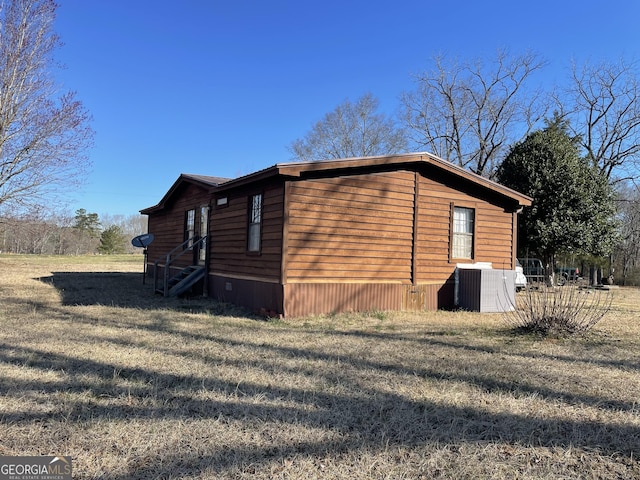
[401,50,550,177]
[288,93,407,161]
[561,58,640,183]
[0,0,93,214]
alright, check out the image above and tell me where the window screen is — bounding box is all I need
[184,209,195,248]
[248,194,262,252]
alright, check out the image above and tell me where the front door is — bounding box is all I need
[198,206,209,264]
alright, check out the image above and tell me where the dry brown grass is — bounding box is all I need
[0,254,639,479]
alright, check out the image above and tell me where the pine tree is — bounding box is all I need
[98,225,126,254]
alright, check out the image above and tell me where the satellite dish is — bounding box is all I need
[131,233,154,248]
[132,234,154,285]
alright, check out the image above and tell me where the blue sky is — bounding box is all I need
[53,0,639,217]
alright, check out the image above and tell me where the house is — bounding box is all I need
[140,152,532,317]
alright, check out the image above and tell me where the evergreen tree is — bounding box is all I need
[496,115,618,280]
[98,225,126,254]
[73,209,101,238]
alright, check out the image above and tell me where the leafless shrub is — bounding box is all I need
[504,286,613,337]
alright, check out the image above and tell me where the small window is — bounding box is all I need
[184,209,195,248]
[248,194,262,252]
[452,206,474,259]
[216,197,228,207]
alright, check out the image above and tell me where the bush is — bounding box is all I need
[503,285,612,337]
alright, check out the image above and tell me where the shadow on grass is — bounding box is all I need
[1,320,639,478]
[324,328,640,373]
[4,272,635,477]
[37,271,253,316]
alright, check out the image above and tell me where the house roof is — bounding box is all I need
[140,152,533,214]
[140,173,232,214]
[215,152,533,206]
[182,174,232,186]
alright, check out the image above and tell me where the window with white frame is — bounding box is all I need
[452,206,474,259]
[248,193,262,252]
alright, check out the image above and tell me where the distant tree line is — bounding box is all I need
[0,208,147,255]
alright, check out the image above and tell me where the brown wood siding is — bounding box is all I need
[142,158,521,315]
[415,175,515,285]
[475,204,515,269]
[284,171,415,283]
[146,183,211,269]
[210,183,284,281]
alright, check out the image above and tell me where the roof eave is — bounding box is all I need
[275,153,533,207]
[211,165,283,192]
[141,152,533,214]
[421,154,533,207]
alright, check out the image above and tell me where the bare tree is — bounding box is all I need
[102,213,148,253]
[560,58,640,183]
[401,50,549,176]
[289,92,407,161]
[50,211,75,254]
[0,207,62,253]
[556,58,640,285]
[0,0,93,214]
[613,183,640,285]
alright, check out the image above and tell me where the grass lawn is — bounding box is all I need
[0,255,638,479]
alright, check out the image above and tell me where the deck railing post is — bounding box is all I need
[163,253,171,296]
[202,234,209,297]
